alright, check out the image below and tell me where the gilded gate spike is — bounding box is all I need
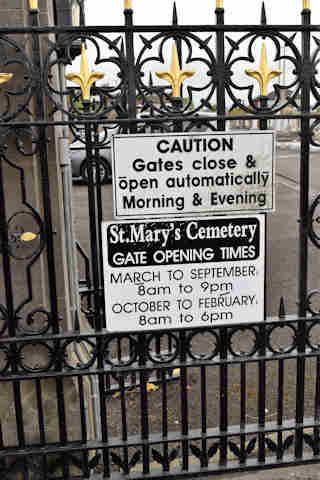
[216,0,224,8]
[65,43,104,101]
[303,0,310,9]
[29,0,38,10]
[124,0,132,9]
[156,42,195,98]
[0,73,13,85]
[245,43,281,97]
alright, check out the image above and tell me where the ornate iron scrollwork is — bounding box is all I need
[308,194,320,248]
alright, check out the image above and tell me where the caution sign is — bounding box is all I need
[102,215,265,332]
[112,131,275,219]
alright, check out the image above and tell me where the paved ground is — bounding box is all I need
[91,464,320,479]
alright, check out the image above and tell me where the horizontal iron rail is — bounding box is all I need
[0,350,319,382]
[0,418,319,456]
[1,113,320,128]
[0,315,315,344]
[0,24,320,34]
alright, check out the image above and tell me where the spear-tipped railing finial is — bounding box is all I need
[278,297,286,319]
[216,0,224,7]
[303,0,310,9]
[156,42,195,98]
[172,2,178,25]
[261,2,267,25]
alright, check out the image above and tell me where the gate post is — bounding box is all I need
[0,1,95,473]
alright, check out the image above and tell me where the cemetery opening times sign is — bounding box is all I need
[112,131,275,219]
[102,215,265,332]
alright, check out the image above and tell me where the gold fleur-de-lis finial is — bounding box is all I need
[156,42,195,98]
[245,43,281,97]
[0,73,13,85]
[29,0,39,10]
[65,44,104,101]
[303,0,310,9]
[124,0,132,8]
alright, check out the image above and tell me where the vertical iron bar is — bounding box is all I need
[172,98,183,133]
[94,124,106,329]
[41,456,48,480]
[124,6,137,134]
[0,152,15,338]
[130,337,137,387]
[83,102,111,479]
[29,14,60,337]
[155,337,161,382]
[258,336,266,464]
[257,98,268,463]
[277,359,284,460]
[259,97,269,131]
[299,0,311,318]
[13,382,26,449]
[216,4,226,131]
[35,379,46,446]
[82,106,109,476]
[216,5,228,465]
[78,376,89,477]
[139,334,150,474]
[120,375,129,474]
[78,376,88,443]
[117,337,122,363]
[99,371,110,478]
[295,5,311,459]
[314,355,320,455]
[83,113,102,331]
[180,331,189,471]
[219,327,228,465]
[201,365,208,468]
[0,153,26,448]
[240,362,246,464]
[161,369,169,472]
[172,2,183,98]
[0,420,3,448]
[29,12,68,478]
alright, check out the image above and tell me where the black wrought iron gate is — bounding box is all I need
[2,1,320,478]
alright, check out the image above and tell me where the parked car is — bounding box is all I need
[70,128,115,184]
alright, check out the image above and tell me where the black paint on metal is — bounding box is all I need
[0,2,319,479]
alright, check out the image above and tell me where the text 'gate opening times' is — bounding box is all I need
[102,215,265,332]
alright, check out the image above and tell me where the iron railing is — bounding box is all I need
[1,1,320,479]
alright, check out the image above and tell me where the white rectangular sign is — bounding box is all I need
[102,215,265,332]
[112,131,275,219]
